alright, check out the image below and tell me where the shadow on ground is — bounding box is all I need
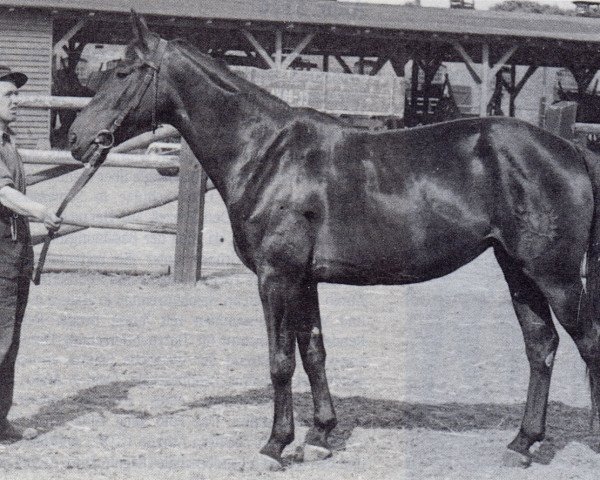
[187,386,600,465]
[7,382,598,465]
[7,380,146,442]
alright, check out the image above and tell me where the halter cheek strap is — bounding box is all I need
[33,38,169,285]
[93,38,169,149]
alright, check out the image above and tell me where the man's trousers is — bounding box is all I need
[0,275,29,421]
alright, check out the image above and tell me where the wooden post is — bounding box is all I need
[275,30,283,69]
[409,56,420,126]
[538,96,547,127]
[479,43,490,117]
[174,140,208,284]
[508,64,516,117]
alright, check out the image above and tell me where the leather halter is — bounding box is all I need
[86,38,169,157]
[32,38,169,285]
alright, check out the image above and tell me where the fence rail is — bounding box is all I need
[573,123,600,135]
[17,95,206,284]
[30,187,180,245]
[31,214,177,235]
[17,95,90,110]
[21,149,180,169]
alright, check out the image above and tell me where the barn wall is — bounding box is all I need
[0,11,52,149]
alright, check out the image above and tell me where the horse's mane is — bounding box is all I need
[124,35,347,124]
[169,38,291,108]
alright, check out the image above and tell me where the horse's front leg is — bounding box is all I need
[295,282,337,461]
[257,268,300,469]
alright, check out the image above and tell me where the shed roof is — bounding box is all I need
[1,0,600,45]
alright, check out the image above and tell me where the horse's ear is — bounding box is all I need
[130,10,151,53]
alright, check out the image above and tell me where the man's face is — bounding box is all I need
[0,81,18,127]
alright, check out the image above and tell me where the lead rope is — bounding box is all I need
[33,39,168,285]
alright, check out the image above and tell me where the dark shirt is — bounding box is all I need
[0,130,33,278]
[0,131,27,192]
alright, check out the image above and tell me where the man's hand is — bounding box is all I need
[0,186,62,232]
[40,208,61,232]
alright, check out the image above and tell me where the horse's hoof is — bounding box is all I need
[22,428,38,440]
[252,453,284,472]
[296,443,333,462]
[502,448,532,468]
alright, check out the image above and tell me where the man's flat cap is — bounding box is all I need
[0,66,27,88]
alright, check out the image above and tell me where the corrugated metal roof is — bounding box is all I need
[1,0,600,45]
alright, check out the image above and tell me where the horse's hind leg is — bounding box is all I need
[494,248,559,467]
[295,282,337,461]
[540,275,600,432]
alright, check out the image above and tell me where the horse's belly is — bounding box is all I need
[309,180,493,285]
[311,220,489,286]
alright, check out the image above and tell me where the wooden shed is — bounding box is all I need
[4,0,600,145]
[0,9,51,149]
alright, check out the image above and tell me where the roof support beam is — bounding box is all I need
[334,55,353,74]
[452,42,481,84]
[241,30,315,71]
[369,56,389,76]
[568,63,598,94]
[489,45,518,78]
[390,47,410,77]
[281,33,315,70]
[501,64,537,117]
[241,29,276,69]
[53,17,89,70]
[53,18,88,56]
[481,44,517,117]
[454,42,518,117]
[512,64,537,96]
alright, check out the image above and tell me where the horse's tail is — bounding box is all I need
[579,145,600,426]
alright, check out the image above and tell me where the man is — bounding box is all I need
[0,66,61,440]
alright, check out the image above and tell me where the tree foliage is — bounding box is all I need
[490,0,573,15]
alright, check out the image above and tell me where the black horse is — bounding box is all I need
[69,13,600,470]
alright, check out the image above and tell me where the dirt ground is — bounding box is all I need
[0,167,599,479]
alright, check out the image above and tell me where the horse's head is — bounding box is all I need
[69,12,173,161]
[71,11,266,167]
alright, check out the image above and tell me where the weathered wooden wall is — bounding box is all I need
[0,10,52,149]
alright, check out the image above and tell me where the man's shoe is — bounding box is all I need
[0,421,23,441]
[0,421,37,441]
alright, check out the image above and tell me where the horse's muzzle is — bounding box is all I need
[68,131,87,162]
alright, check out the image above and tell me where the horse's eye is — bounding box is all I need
[114,62,138,78]
[115,67,133,78]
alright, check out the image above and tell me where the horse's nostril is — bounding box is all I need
[68,131,77,146]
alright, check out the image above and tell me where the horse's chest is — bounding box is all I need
[233,205,316,272]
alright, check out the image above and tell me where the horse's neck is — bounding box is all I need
[167,63,293,204]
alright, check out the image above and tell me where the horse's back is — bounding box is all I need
[309,117,593,285]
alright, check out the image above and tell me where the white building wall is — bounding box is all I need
[0,10,52,149]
